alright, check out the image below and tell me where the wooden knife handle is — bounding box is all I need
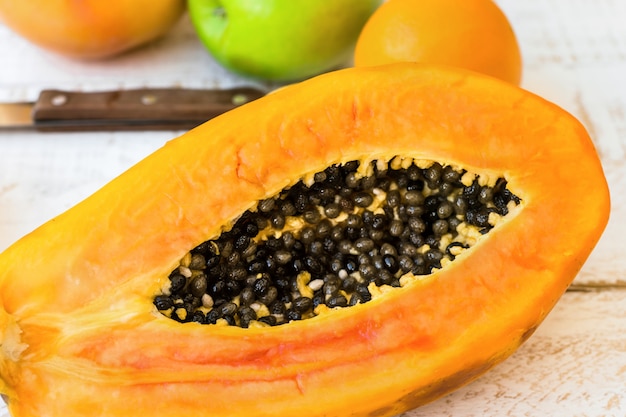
[32,87,266,131]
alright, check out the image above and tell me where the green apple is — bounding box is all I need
[188,0,382,82]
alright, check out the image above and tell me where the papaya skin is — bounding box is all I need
[0,63,610,417]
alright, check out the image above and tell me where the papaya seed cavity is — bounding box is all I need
[154,156,521,328]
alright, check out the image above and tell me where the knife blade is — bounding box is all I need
[0,87,267,132]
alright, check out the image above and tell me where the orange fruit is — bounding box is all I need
[354,0,522,85]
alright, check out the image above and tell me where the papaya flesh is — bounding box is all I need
[0,63,610,417]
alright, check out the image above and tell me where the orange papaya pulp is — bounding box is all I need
[0,63,610,417]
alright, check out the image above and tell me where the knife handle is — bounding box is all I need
[32,87,266,131]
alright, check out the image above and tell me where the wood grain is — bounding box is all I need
[403,289,626,417]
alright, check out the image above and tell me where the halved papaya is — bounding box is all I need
[0,63,610,417]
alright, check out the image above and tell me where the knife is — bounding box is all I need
[0,87,267,131]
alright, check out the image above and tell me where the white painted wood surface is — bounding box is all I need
[0,1,624,416]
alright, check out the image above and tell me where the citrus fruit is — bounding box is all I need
[354,0,522,85]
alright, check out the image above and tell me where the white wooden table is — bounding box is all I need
[1,1,625,416]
